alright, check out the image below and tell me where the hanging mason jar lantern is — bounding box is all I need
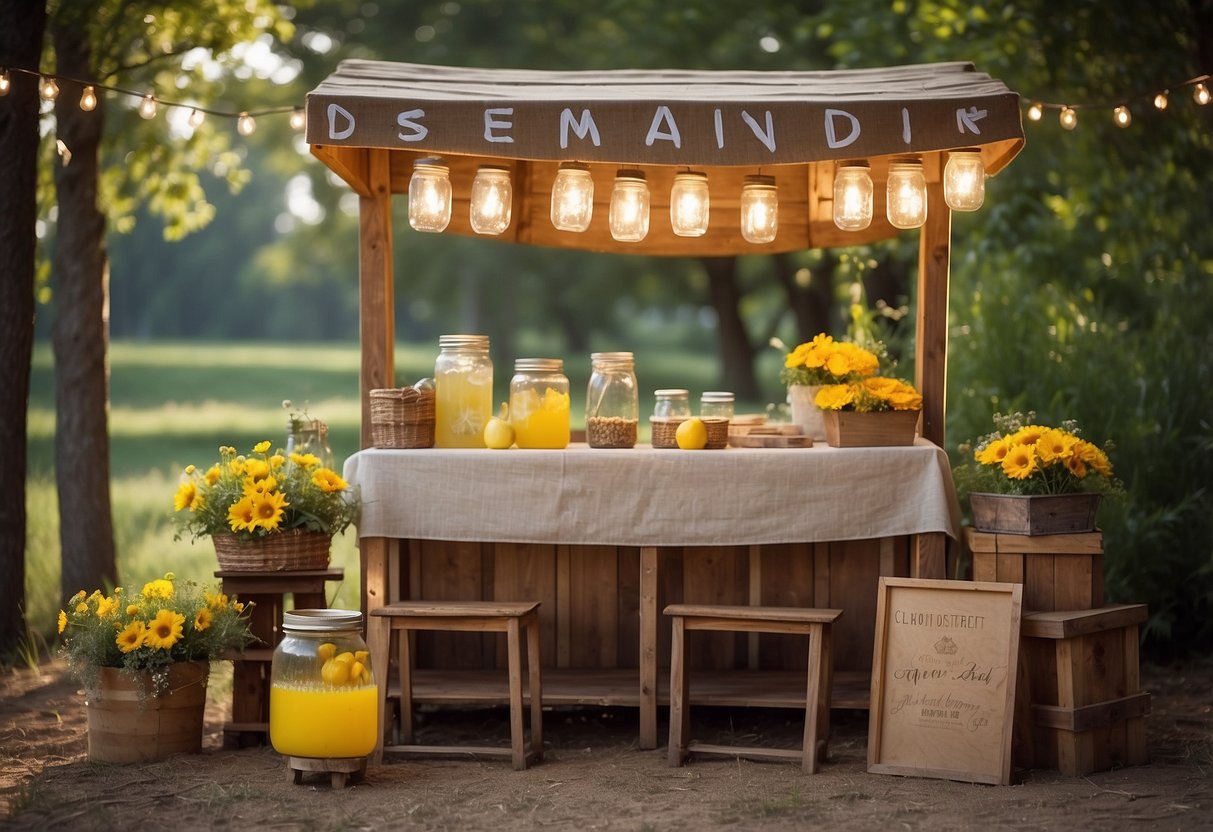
[943,149,986,212]
[470,165,513,235]
[886,158,927,229]
[669,171,710,237]
[832,162,873,231]
[739,175,778,244]
[550,162,594,232]
[609,170,650,242]
[408,158,452,233]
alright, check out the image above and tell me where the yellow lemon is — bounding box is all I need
[317,642,337,661]
[484,416,514,449]
[675,417,708,450]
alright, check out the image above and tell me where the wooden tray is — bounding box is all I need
[730,434,813,448]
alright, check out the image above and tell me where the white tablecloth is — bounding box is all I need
[343,440,961,547]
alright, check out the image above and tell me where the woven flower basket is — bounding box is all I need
[370,386,435,449]
[212,529,332,572]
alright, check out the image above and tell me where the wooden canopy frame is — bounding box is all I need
[305,59,1025,446]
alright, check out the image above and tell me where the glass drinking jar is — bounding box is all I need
[510,358,570,449]
[586,352,638,448]
[269,610,377,759]
[700,391,735,421]
[652,389,691,420]
[285,417,333,469]
[434,334,493,448]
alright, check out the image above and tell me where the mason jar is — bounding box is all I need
[699,391,735,421]
[285,417,333,469]
[510,358,570,449]
[586,352,638,448]
[434,334,493,448]
[269,610,377,759]
[652,389,691,420]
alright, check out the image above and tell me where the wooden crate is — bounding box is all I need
[967,528,1103,612]
[1016,604,1151,775]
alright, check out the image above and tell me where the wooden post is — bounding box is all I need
[639,546,658,750]
[915,179,951,447]
[359,148,395,449]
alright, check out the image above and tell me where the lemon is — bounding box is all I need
[675,417,708,450]
[484,402,514,449]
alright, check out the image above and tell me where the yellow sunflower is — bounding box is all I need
[1035,429,1077,464]
[975,437,1010,465]
[94,595,118,619]
[252,490,289,531]
[116,620,146,653]
[289,452,320,469]
[311,469,349,493]
[144,609,185,650]
[814,384,856,411]
[227,495,258,532]
[1009,425,1047,446]
[242,475,278,496]
[1001,444,1038,480]
[174,481,200,512]
[194,607,213,632]
[204,464,222,485]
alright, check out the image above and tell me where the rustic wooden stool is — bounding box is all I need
[286,755,367,789]
[216,568,345,748]
[369,600,543,770]
[665,603,842,773]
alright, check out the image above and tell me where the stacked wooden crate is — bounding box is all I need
[967,529,1150,775]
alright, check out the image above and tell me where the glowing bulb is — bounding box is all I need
[470,165,512,235]
[1113,105,1131,127]
[943,149,985,212]
[740,175,778,244]
[39,76,59,101]
[886,158,927,229]
[1059,106,1078,130]
[1153,91,1169,110]
[550,163,594,232]
[236,111,256,136]
[1194,82,1210,105]
[187,108,205,128]
[832,163,873,231]
[407,158,452,233]
[138,94,157,119]
[609,170,650,242]
[1027,101,1043,121]
[669,171,710,237]
[79,85,97,111]
[0,70,12,97]
[289,108,306,131]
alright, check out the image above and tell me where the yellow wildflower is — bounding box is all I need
[116,620,146,653]
[144,609,185,650]
[174,481,200,512]
[1001,444,1038,480]
[95,596,118,619]
[141,578,174,600]
[311,469,348,493]
[58,610,67,634]
[194,607,213,632]
[227,496,258,533]
[252,490,289,531]
[253,440,272,454]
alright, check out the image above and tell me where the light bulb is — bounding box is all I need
[470,165,512,235]
[670,171,710,237]
[886,158,927,229]
[237,111,256,136]
[138,93,157,120]
[407,158,452,233]
[832,163,873,231]
[289,108,306,131]
[550,162,594,232]
[1194,82,1210,106]
[0,70,13,96]
[187,108,205,128]
[1113,105,1131,127]
[609,170,650,242]
[1153,91,1169,110]
[943,149,986,212]
[740,174,778,244]
[1059,106,1078,130]
[39,76,59,101]
[79,85,97,111]
[1027,101,1043,121]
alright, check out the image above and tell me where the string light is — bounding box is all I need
[1027,101,1043,121]
[1024,74,1209,130]
[138,93,157,119]
[550,162,594,232]
[407,157,452,233]
[609,169,650,242]
[236,111,256,136]
[1153,91,1169,110]
[1059,106,1078,130]
[739,174,778,243]
[886,158,927,229]
[832,162,873,231]
[1195,82,1211,105]
[0,70,11,96]
[39,76,59,101]
[670,171,710,237]
[289,107,306,131]
[469,165,512,235]
[79,85,97,111]
[187,108,205,128]
[1113,105,1131,127]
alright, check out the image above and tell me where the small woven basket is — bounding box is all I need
[212,530,332,572]
[650,417,685,449]
[370,386,435,449]
[703,417,730,449]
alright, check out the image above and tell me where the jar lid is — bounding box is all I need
[439,334,490,350]
[654,388,690,399]
[282,609,363,633]
[514,358,564,372]
[590,351,635,369]
[701,391,735,403]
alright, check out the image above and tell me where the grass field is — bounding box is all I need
[24,338,779,640]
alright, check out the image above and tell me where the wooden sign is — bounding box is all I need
[868,577,1022,785]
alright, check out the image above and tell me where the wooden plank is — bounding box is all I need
[995,552,1025,586]
[813,542,830,608]
[556,544,572,668]
[616,547,640,668]
[417,541,486,669]
[1021,605,1148,640]
[639,546,658,750]
[1030,692,1152,732]
[310,144,371,196]
[914,179,951,446]
[971,552,997,583]
[681,546,747,671]
[828,540,880,674]
[748,545,762,670]
[1024,553,1055,611]
[911,532,947,579]
[757,543,816,670]
[1123,623,1148,766]
[492,543,557,671]
[358,148,395,449]
[989,530,1104,555]
[567,545,620,668]
[657,547,684,669]
[666,605,842,625]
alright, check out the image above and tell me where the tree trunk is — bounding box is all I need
[51,28,117,600]
[0,1,47,654]
[702,257,758,400]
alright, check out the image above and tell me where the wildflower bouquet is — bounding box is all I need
[58,573,256,698]
[814,376,923,412]
[779,333,881,388]
[173,440,358,542]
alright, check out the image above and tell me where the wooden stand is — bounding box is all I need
[1017,604,1151,775]
[968,529,1103,612]
[286,755,367,789]
[216,568,345,748]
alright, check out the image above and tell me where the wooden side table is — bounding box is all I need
[216,568,346,748]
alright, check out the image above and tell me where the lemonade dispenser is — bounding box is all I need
[434,334,493,448]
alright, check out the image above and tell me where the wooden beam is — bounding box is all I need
[359,148,395,448]
[311,144,372,197]
[915,180,951,447]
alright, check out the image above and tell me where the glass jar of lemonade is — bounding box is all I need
[434,334,493,448]
[270,610,378,759]
[510,359,570,449]
[586,352,638,448]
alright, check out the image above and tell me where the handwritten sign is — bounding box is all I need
[868,577,1022,785]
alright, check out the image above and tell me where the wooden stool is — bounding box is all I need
[286,755,367,789]
[216,568,345,748]
[369,600,543,770]
[665,604,842,773]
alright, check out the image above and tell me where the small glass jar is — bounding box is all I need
[586,352,638,448]
[700,391,735,421]
[652,389,691,420]
[286,417,333,469]
[510,358,570,449]
[270,610,377,759]
[408,158,452,233]
[470,165,512,235]
[434,334,493,448]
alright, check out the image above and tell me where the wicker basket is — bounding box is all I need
[370,386,435,449]
[212,530,332,572]
[703,417,730,449]
[649,417,729,449]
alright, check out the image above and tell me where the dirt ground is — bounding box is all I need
[1,659,1210,831]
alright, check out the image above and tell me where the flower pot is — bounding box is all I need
[821,409,919,447]
[969,492,1100,536]
[86,661,209,763]
[787,384,826,441]
[212,529,332,572]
